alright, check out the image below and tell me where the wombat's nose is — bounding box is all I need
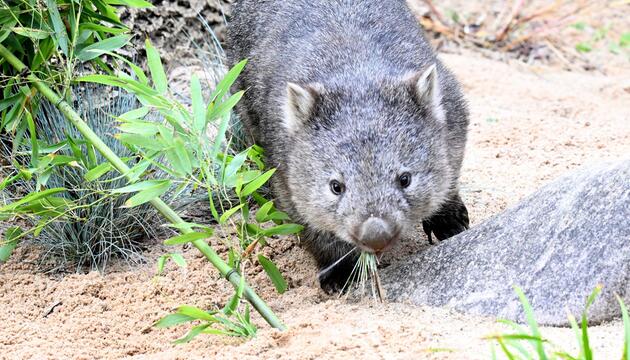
[357,217,400,252]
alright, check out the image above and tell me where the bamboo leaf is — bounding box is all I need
[258,255,287,294]
[222,151,248,185]
[224,273,246,315]
[177,305,218,322]
[105,0,153,8]
[111,180,168,194]
[241,169,276,197]
[616,295,630,360]
[25,110,38,167]
[118,106,149,121]
[191,74,206,131]
[163,222,213,233]
[514,286,548,360]
[0,93,21,113]
[77,34,131,62]
[262,224,304,237]
[255,201,274,223]
[0,227,22,262]
[11,27,50,40]
[85,163,114,182]
[79,23,127,35]
[156,253,187,274]
[0,188,66,212]
[581,285,602,360]
[123,180,171,207]
[154,313,195,328]
[170,253,186,267]
[145,38,167,94]
[207,91,243,122]
[116,133,164,151]
[219,204,244,224]
[209,59,247,104]
[46,0,69,55]
[164,231,213,246]
[118,121,159,136]
[169,139,193,175]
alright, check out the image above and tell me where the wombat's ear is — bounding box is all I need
[408,64,446,123]
[283,82,320,133]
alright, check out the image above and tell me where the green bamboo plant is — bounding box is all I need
[0,0,296,340]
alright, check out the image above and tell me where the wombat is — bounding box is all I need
[227,0,470,292]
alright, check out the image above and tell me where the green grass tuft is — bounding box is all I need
[488,285,630,360]
[343,251,384,301]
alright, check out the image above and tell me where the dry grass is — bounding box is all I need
[408,0,624,68]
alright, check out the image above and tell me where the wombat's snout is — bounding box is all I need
[354,217,401,253]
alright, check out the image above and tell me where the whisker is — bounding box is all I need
[317,247,357,278]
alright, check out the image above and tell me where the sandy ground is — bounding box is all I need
[1,16,630,360]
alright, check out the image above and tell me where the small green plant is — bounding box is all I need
[76,40,302,340]
[570,22,630,58]
[487,285,630,359]
[1,87,180,271]
[154,276,257,341]
[1,0,155,266]
[0,0,150,131]
[0,0,292,340]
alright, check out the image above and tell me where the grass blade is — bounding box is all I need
[177,305,217,322]
[514,286,548,360]
[616,295,630,360]
[154,313,195,328]
[581,286,602,360]
[173,324,210,344]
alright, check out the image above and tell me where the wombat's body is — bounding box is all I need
[227,0,470,291]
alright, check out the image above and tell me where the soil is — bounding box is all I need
[1,2,630,359]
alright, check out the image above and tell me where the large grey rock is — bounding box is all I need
[383,159,630,326]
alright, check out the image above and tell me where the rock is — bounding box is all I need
[382,159,630,326]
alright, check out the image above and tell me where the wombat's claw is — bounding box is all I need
[422,196,470,243]
[422,221,435,244]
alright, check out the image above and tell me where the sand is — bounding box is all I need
[2,19,630,360]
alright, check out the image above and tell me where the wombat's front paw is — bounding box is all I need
[422,194,469,244]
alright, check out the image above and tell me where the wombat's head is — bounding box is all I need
[283,64,454,253]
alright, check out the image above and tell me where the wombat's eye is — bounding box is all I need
[329,180,345,195]
[399,173,412,188]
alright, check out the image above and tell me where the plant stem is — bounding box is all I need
[0,43,286,331]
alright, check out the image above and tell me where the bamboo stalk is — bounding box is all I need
[0,43,286,331]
